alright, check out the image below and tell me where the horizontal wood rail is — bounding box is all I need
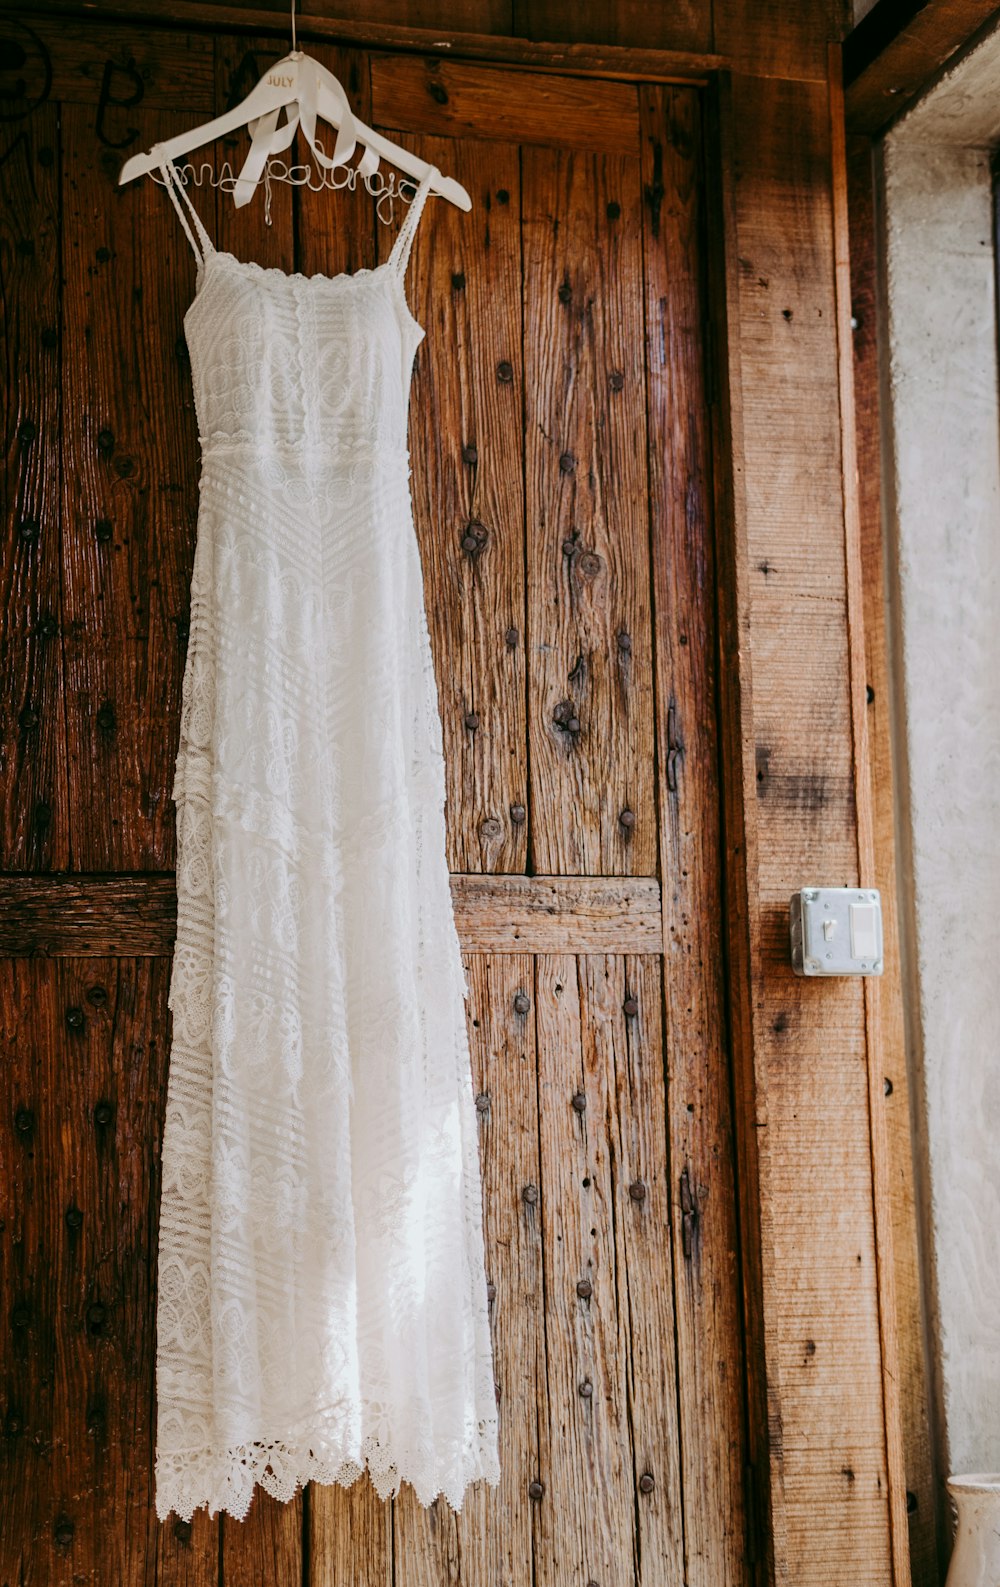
[0,873,663,956]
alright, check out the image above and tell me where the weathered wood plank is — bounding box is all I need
[222,1494,303,1585]
[729,70,894,1583]
[702,68,780,1585]
[580,953,686,1584]
[0,874,663,955]
[0,16,214,109]
[308,1480,391,1586]
[522,144,657,877]
[371,57,639,155]
[60,101,201,869]
[393,954,541,1587]
[640,82,748,1585]
[511,0,711,54]
[830,54,909,1586]
[383,134,529,874]
[531,954,637,1583]
[845,124,936,1584]
[713,0,842,83]
[0,105,69,872]
[844,0,1000,135]
[0,960,178,1586]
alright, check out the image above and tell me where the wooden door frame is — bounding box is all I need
[0,7,912,1583]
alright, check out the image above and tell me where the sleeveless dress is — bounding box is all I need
[152,151,501,1524]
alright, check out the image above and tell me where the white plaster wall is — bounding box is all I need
[882,79,1000,1480]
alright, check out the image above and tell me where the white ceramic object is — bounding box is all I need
[946,1475,1000,1586]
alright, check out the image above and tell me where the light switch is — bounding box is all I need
[789,887,884,976]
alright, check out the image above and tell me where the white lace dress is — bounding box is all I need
[152,151,500,1523]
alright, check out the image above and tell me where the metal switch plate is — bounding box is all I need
[790,887,884,976]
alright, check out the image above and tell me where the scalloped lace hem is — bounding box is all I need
[156,1429,501,1523]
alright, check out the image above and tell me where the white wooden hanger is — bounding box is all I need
[118,1,470,212]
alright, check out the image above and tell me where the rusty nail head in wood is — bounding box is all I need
[576,1278,592,1299]
[475,1092,490,1115]
[464,711,480,731]
[623,996,639,1017]
[619,808,636,829]
[629,1178,647,1202]
[513,991,530,1015]
[521,1183,538,1205]
[173,1519,193,1544]
[509,803,526,824]
[579,1378,593,1398]
[528,1479,545,1501]
[639,1472,655,1494]
[571,1090,586,1112]
[486,1282,496,1302]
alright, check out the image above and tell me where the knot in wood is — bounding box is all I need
[34,801,51,829]
[553,699,581,736]
[65,1006,85,1032]
[576,1278,592,1299]
[509,802,526,825]
[606,200,621,220]
[558,279,572,304]
[571,1091,587,1113]
[18,518,39,543]
[521,1183,538,1206]
[96,428,115,455]
[428,80,449,105]
[38,615,58,639]
[513,991,530,1015]
[18,420,37,443]
[479,817,504,842]
[18,704,40,731]
[528,1480,545,1502]
[629,1178,647,1203]
[173,1520,193,1544]
[578,551,602,578]
[638,1472,655,1494]
[451,271,466,292]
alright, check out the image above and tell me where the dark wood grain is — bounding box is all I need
[60,102,201,869]
[371,56,640,153]
[844,0,1000,134]
[0,958,172,1587]
[392,954,542,1587]
[0,105,68,872]
[386,133,529,874]
[640,81,748,1585]
[522,144,657,877]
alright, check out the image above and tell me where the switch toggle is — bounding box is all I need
[789,888,884,977]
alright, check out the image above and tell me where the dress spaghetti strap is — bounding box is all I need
[388,164,439,281]
[153,146,215,267]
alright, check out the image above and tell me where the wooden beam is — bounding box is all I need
[843,0,1000,134]
[0,874,663,956]
[0,1,722,83]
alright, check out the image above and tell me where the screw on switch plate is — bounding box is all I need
[790,887,884,977]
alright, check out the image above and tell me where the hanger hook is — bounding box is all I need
[290,0,297,54]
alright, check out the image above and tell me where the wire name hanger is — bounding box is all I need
[118,0,471,215]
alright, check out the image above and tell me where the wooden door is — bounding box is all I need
[0,19,751,1586]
